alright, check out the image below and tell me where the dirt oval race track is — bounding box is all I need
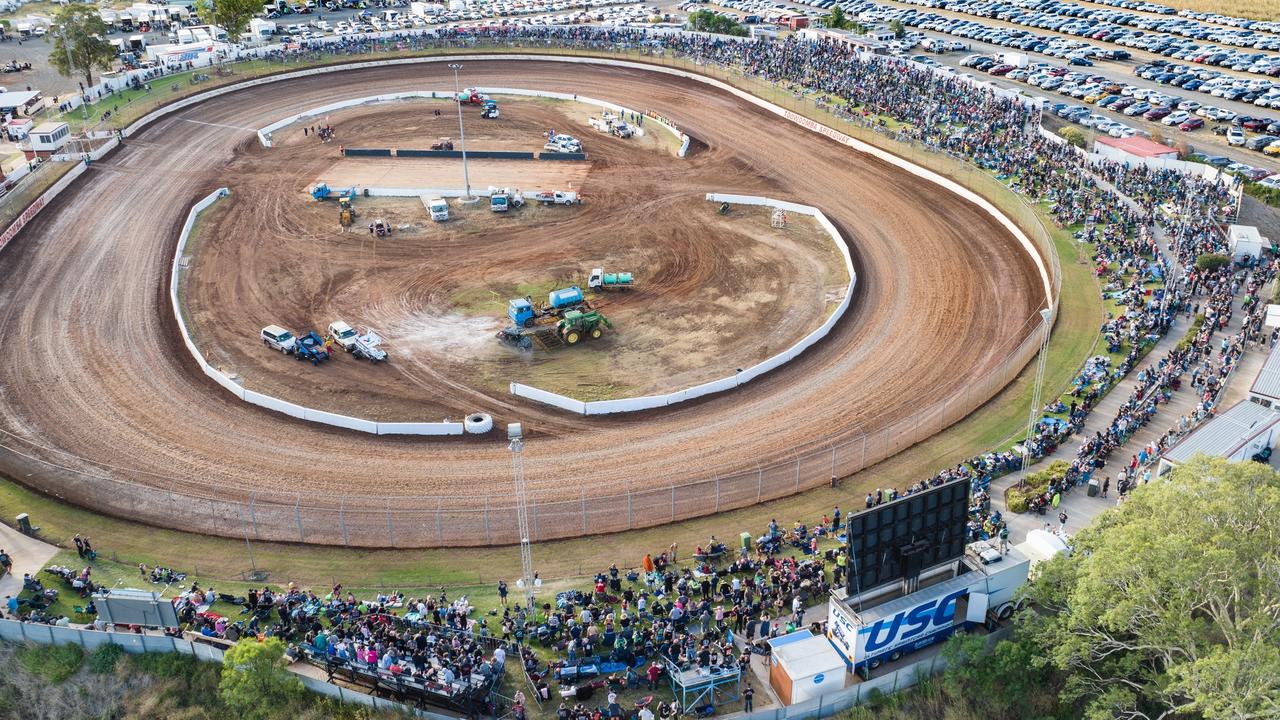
[0,58,1046,547]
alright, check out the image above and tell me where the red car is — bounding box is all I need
[988,64,1016,75]
[1144,107,1173,121]
[1179,117,1205,131]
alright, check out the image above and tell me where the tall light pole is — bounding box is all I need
[1020,308,1054,475]
[448,63,472,200]
[508,423,535,610]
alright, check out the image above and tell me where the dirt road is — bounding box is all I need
[0,59,1045,546]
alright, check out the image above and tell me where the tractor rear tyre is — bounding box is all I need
[565,330,581,345]
[590,327,603,339]
[524,318,534,328]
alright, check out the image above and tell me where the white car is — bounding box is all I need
[327,320,359,351]
[1227,128,1246,146]
[261,325,296,353]
[1162,111,1191,126]
[1259,175,1280,190]
[1109,124,1136,137]
[1177,100,1201,112]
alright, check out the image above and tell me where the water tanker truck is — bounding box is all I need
[507,286,587,327]
[588,267,634,291]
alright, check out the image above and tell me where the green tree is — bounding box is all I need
[687,10,747,36]
[196,0,262,44]
[826,5,853,29]
[889,19,905,38]
[49,5,116,89]
[1058,127,1086,148]
[219,638,303,720]
[1195,252,1231,272]
[1019,457,1280,720]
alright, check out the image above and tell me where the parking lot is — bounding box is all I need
[700,0,1280,178]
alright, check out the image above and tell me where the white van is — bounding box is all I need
[261,325,296,353]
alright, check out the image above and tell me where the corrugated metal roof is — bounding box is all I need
[1163,400,1280,464]
[1251,342,1280,402]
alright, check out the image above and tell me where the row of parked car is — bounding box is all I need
[1133,60,1280,107]
[958,53,1280,163]
[260,322,388,364]
[884,0,1280,79]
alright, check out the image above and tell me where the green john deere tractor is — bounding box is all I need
[558,310,612,345]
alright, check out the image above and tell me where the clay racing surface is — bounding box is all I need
[185,97,851,409]
[0,60,1044,545]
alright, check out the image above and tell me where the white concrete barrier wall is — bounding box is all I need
[510,382,587,414]
[169,190,466,436]
[510,193,856,415]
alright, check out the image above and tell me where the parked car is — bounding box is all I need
[1125,102,1153,116]
[261,325,297,353]
[1246,135,1279,150]
[1179,117,1205,131]
[1227,127,1246,145]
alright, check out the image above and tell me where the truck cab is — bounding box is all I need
[508,298,536,327]
[427,197,449,221]
[327,320,358,351]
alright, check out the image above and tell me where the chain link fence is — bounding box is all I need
[0,46,1062,548]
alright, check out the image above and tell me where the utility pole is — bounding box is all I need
[1020,308,1054,475]
[448,62,472,200]
[508,423,535,610]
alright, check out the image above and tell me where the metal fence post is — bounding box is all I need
[860,434,867,468]
[581,497,588,534]
[627,489,633,530]
[757,466,763,502]
[795,457,801,490]
[714,475,720,512]
[830,446,837,483]
[295,493,304,542]
[483,498,492,544]
[436,498,443,544]
[670,486,676,521]
[248,491,259,539]
[339,498,349,546]
[386,498,394,545]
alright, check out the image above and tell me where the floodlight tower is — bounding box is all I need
[508,423,535,609]
[1020,308,1054,474]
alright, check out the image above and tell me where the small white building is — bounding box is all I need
[767,631,848,706]
[1157,400,1280,476]
[1227,224,1267,261]
[1250,341,1280,409]
[27,121,70,156]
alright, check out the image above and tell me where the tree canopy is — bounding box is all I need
[196,0,262,44]
[1019,456,1280,720]
[219,638,303,720]
[687,10,747,36]
[48,5,116,89]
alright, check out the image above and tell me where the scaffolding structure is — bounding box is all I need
[663,656,742,712]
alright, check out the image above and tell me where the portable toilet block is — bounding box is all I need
[768,631,848,705]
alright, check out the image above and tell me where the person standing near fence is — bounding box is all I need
[743,684,754,712]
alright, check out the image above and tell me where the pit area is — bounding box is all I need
[182,96,850,415]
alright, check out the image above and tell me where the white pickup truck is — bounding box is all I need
[534,190,580,206]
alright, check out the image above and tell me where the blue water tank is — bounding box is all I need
[549,286,584,308]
